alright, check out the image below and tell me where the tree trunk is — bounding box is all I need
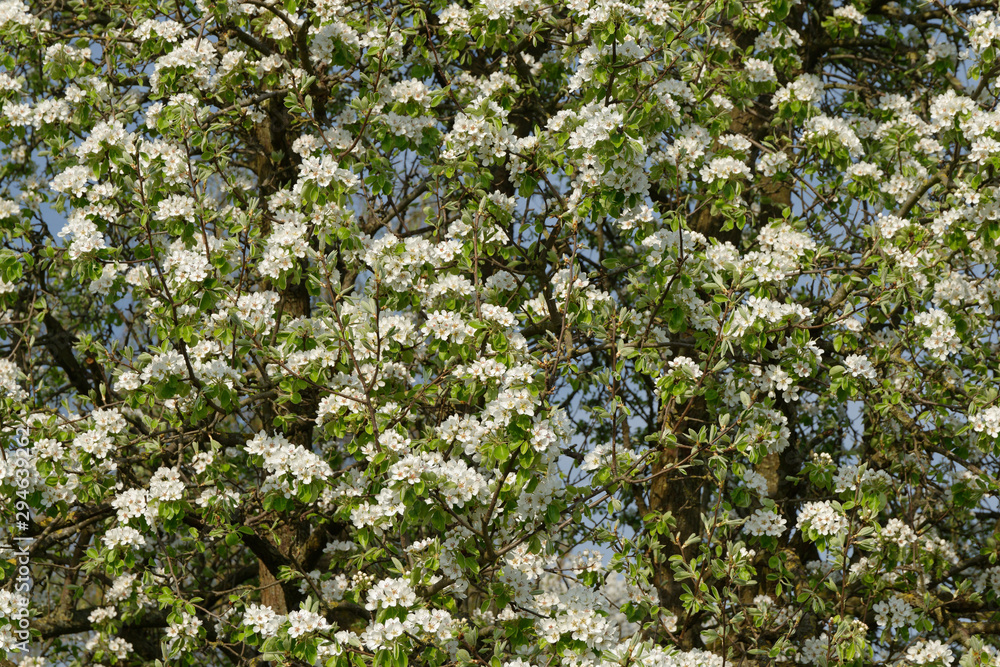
[647,97,793,646]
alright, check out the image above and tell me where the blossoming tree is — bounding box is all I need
[3,0,1000,664]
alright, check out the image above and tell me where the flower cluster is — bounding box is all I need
[873,594,918,630]
[745,509,787,537]
[797,501,849,537]
[844,354,877,382]
[245,431,334,492]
